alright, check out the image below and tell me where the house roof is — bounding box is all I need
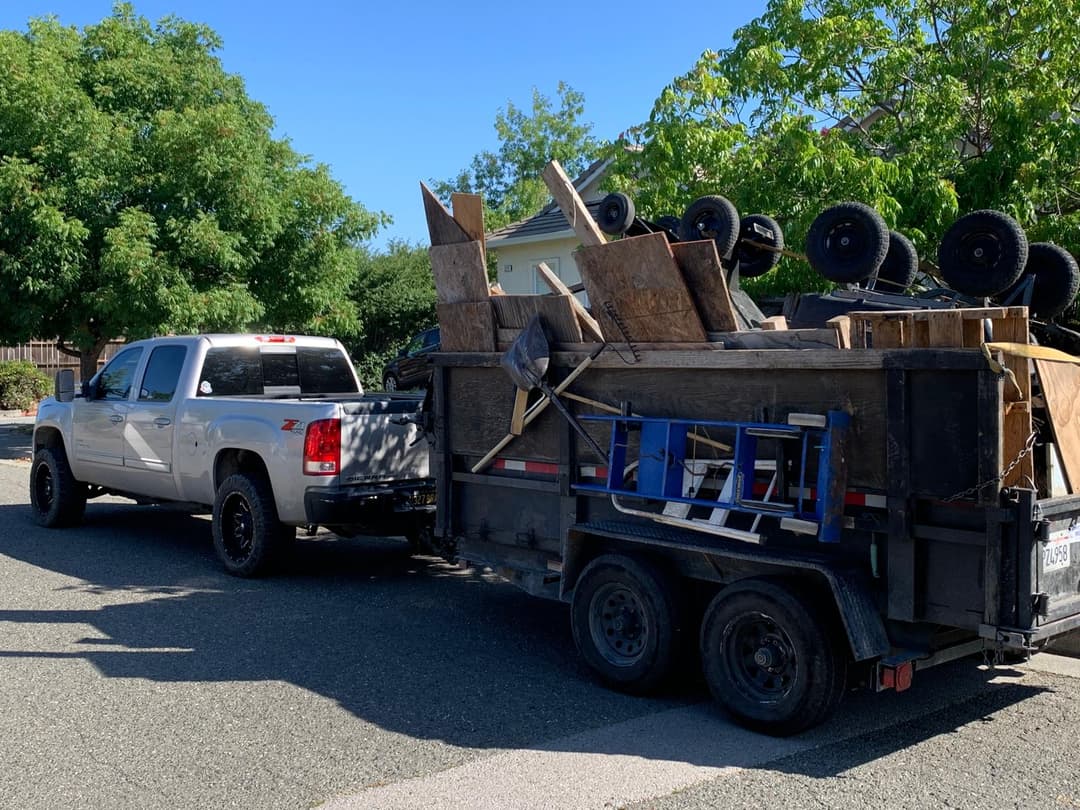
[486,157,612,247]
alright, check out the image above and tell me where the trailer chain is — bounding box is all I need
[942,429,1039,503]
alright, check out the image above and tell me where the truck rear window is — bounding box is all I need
[197,347,358,396]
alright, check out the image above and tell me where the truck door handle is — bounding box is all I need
[153,417,172,427]
[109,414,124,423]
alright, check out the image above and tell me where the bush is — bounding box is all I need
[0,361,52,411]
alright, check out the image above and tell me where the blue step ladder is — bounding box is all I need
[573,410,851,544]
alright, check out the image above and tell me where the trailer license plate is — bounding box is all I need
[1044,541,1071,572]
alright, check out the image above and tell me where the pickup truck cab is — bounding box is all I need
[30,334,433,576]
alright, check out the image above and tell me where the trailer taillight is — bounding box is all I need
[303,418,340,475]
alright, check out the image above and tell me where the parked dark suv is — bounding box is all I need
[381,327,440,391]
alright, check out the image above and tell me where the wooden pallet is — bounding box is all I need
[848,307,1032,488]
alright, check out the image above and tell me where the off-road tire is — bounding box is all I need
[212,472,291,577]
[938,209,1028,297]
[680,195,740,259]
[735,214,784,278]
[597,192,636,236]
[805,202,889,284]
[868,230,919,292]
[1000,242,1080,320]
[29,445,86,528]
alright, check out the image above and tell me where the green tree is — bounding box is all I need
[0,5,386,379]
[434,82,601,231]
[347,241,436,389]
[609,0,1080,296]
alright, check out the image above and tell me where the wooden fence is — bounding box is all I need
[0,339,125,375]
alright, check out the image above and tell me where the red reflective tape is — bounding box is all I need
[492,458,559,476]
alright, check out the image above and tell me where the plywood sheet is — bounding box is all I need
[575,232,707,343]
[437,301,495,352]
[451,193,485,256]
[1035,358,1080,492]
[429,241,489,304]
[421,182,470,246]
[670,240,739,333]
[490,295,583,344]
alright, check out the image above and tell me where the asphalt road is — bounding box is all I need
[3,423,1080,809]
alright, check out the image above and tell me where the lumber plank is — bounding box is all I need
[437,301,495,352]
[429,241,489,304]
[575,232,707,343]
[760,316,788,331]
[421,182,470,246]
[715,329,840,350]
[826,316,851,350]
[927,310,964,347]
[535,262,604,341]
[541,160,606,248]
[1035,359,1080,492]
[670,240,739,333]
[451,193,486,257]
[509,387,529,436]
[490,295,584,344]
[996,313,1032,487]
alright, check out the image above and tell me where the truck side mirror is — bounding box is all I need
[55,369,75,403]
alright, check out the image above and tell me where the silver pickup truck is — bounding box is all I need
[29,334,434,576]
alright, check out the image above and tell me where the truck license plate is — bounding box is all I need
[1044,541,1071,572]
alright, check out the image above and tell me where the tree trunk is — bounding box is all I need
[79,351,99,384]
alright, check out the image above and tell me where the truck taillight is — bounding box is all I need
[303,418,340,475]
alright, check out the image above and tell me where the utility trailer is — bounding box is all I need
[428,321,1080,735]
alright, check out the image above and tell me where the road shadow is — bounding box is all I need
[0,500,1049,773]
[0,422,33,461]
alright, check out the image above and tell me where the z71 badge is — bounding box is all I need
[281,419,306,434]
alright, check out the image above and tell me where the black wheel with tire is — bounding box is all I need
[597,192,636,236]
[29,445,86,528]
[212,472,291,577]
[999,242,1080,320]
[655,215,682,237]
[735,214,784,278]
[680,195,740,259]
[383,374,398,392]
[805,202,889,284]
[571,553,681,694]
[938,209,1028,297]
[863,230,919,292]
[700,578,847,736]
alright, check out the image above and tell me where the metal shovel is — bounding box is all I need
[501,315,607,460]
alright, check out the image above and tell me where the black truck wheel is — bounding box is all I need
[571,553,680,694]
[700,578,847,736]
[680,195,740,259]
[597,192,636,236]
[867,230,919,292]
[735,214,784,278]
[212,472,290,577]
[1000,242,1080,320]
[938,209,1028,297]
[29,445,86,528]
[805,202,889,284]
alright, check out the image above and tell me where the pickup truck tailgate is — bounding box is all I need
[338,395,429,485]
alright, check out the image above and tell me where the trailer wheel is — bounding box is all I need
[805,202,889,284]
[597,192,636,236]
[999,242,1080,320]
[29,446,86,528]
[865,230,919,292]
[735,214,784,278]
[212,473,290,577]
[571,554,680,694]
[680,195,740,259]
[655,215,682,237]
[700,578,847,736]
[938,209,1028,297]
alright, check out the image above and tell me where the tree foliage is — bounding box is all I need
[347,241,436,389]
[434,82,601,231]
[0,4,386,377]
[609,0,1080,296]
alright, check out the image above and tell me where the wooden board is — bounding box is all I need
[995,315,1032,488]
[712,329,840,350]
[490,295,584,344]
[541,160,606,248]
[535,262,604,341]
[575,232,707,343]
[1036,359,1080,492]
[451,193,485,257]
[429,241,489,304]
[437,301,495,352]
[421,182,470,246]
[670,240,739,333]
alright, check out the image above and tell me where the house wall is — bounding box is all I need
[494,236,582,295]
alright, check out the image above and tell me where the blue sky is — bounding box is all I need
[0,1,770,250]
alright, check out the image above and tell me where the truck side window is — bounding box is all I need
[198,348,261,396]
[297,348,359,394]
[96,348,143,401]
[138,346,187,402]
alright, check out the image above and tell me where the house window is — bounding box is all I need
[531,257,560,293]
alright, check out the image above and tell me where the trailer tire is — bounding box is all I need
[938,209,1028,297]
[999,242,1080,320]
[29,446,86,528]
[865,230,919,292]
[700,578,847,736]
[805,202,889,284]
[680,195,740,259]
[735,214,784,278]
[571,553,680,694]
[597,192,636,236]
[212,472,290,577]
